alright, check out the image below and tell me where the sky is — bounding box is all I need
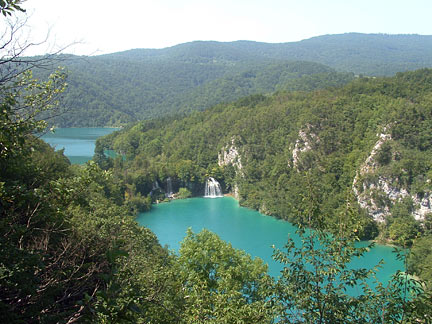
[6,0,432,56]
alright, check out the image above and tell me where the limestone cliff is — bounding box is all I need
[291,126,319,170]
[353,131,431,222]
[218,137,243,199]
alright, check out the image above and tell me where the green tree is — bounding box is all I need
[0,0,25,16]
[177,187,192,199]
[273,174,431,323]
[388,217,419,247]
[0,4,184,322]
[408,235,432,287]
[273,185,378,323]
[178,229,275,324]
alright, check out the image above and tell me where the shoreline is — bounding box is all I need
[223,192,237,200]
[156,191,408,252]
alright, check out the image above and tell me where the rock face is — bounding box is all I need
[353,132,394,222]
[218,137,244,200]
[359,133,392,175]
[217,129,432,223]
[353,132,431,222]
[292,130,311,168]
[412,192,432,220]
[291,126,319,170]
[218,137,243,171]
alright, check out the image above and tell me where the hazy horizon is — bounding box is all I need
[4,0,431,56]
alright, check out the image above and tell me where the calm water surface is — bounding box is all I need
[137,197,403,290]
[41,128,118,164]
[40,129,403,289]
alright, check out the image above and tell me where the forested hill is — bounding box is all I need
[3,0,432,320]
[55,59,353,127]
[98,69,432,284]
[50,33,432,127]
[109,33,432,75]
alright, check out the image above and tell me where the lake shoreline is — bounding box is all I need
[223,192,238,200]
[138,196,404,282]
[41,127,118,164]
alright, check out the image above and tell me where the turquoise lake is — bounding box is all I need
[137,197,403,290]
[41,128,118,164]
[41,128,403,291]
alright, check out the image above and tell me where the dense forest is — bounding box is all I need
[34,33,432,127]
[1,1,432,322]
[52,58,354,127]
[98,69,432,289]
[2,102,432,322]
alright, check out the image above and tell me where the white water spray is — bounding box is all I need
[204,177,223,198]
[166,177,173,198]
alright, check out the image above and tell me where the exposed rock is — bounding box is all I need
[291,126,319,169]
[259,202,270,215]
[218,137,243,171]
[353,131,431,222]
[359,133,392,175]
[354,175,408,222]
[219,137,243,199]
[232,183,240,200]
[412,193,432,220]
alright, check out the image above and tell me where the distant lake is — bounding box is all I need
[41,128,118,164]
[138,197,403,291]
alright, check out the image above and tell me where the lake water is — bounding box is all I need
[41,128,118,164]
[137,197,403,290]
[41,128,403,291]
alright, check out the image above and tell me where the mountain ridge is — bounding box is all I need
[45,33,432,127]
[100,33,432,74]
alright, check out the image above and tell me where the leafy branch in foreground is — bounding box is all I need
[178,229,275,324]
[0,68,67,159]
[273,173,431,323]
[0,0,25,17]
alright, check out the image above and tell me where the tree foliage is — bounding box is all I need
[48,58,354,127]
[178,229,274,323]
[0,0,25,16]
[103,69,432,287]
[2,2,432,322]
[23,33,432,127]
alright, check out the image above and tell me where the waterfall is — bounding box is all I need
[152,180,160,191]
[204,177,223,198]
[150,180,161,197]
[166,177,173,198]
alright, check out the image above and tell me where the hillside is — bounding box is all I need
[105,33,432,76]
[55,58,352,127]
[49,33,432,127]
[98,69,432,283]
[3,1,432,320]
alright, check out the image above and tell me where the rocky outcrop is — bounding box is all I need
[359,132,392,175]
[412,191,432,220]
[218,137,243,171]
[354,174,409,222]
[291,126,319,169]
[353,132,394,222]
[353,131,431,222]
[218,137,243,199]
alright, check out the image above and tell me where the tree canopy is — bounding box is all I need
[1,1,432,322]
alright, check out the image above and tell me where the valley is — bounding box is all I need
[2,1,432,319]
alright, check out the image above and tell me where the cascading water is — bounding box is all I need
[153,181,161,191]
[150,180,161,196]
[204,177,223,198]
[166,177,173,198]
